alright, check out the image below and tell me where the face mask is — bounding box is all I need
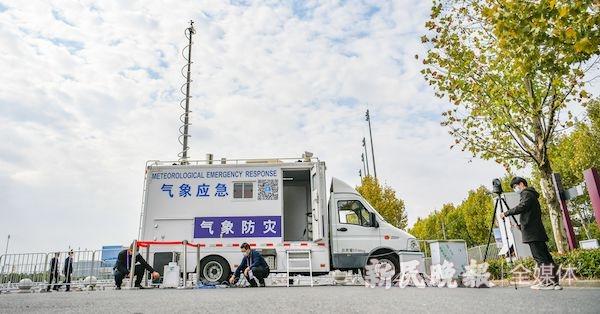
[513,186,522,193]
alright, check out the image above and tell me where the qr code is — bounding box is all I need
[258,179,279,200]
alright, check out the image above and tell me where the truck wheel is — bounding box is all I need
[364,254,400,280]
[200,255,231,284]
[378,254,400,279]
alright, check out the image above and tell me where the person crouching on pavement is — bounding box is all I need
[113,243,159,290]
[229,243,270,287]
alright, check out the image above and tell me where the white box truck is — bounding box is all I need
[138,154,421,283]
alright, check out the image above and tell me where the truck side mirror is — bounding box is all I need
[370,212,379,228]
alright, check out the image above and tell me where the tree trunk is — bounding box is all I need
[538,162,566,253]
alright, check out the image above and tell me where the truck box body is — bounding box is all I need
[139,157,420,283]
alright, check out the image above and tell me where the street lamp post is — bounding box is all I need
[365,109,377,180]
[362,138,370,177]
[4,234,9,255]
[361,153,367,176]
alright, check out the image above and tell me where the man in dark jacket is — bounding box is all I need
[62,250,74,292]
[113,244,160,290]
[46,252,60,292]
[501,177,562,290]
[229,243,270,287]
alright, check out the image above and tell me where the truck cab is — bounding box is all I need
[328,177,420,277]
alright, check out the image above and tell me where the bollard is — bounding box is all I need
[182,240,188,287]
[90,251,96,282]
[129,240,137,289]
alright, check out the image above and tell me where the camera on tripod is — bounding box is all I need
[484,178,521,273]
[492,178,503,195]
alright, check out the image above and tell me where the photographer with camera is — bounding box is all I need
[500,177,562,290]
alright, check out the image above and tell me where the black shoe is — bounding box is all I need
[259,283,266,287]
[115,286,121,290]
[134,285,146,289]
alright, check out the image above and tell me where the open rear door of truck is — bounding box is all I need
[310,162,325,241]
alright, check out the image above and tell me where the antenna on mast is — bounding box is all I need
[178,20,195,164]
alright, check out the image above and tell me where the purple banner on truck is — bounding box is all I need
[193,216,282,238]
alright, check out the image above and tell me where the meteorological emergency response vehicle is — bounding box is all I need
[138,154,422,284]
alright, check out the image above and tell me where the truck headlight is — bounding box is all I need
[407,238,420,252]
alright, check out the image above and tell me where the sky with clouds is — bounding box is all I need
[0,0,518,253]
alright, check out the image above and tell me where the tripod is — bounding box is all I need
[483,193,520,289]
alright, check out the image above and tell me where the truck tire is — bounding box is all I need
[364,253,400,280]
[200,255,231,284]
[378,254,400,279]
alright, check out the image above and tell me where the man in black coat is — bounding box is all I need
[501,177,562,290]
[62,250,74,292]
[46,252,60,292]
[113,243,159,289]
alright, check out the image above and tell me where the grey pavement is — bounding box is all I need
[1,286,599,313]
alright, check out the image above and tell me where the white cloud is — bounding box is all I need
[0,0,510,253]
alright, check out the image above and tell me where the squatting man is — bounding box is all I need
[113,243,160,289]
[229,242,271,287]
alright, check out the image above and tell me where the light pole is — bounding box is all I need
[361,153,367,176]
[179,20,196,163]
[365,109,377,180]
[362,137,370,177]
[4,234,9,255]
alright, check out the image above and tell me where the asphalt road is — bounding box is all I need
[1,286,599,313]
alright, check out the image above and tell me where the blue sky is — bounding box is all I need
[0,0,514,253]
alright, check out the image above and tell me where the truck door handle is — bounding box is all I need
[337,227,347,232]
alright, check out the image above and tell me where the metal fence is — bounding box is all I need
[0,248,122,291]
[467,244,500,262]
[0,242,202,292]
[416,240,503,275]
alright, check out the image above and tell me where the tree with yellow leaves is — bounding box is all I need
[421,0,600,253]
[355,176,408,229]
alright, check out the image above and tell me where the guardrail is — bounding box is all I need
[0,241,208,292]
[0,249,121,292]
